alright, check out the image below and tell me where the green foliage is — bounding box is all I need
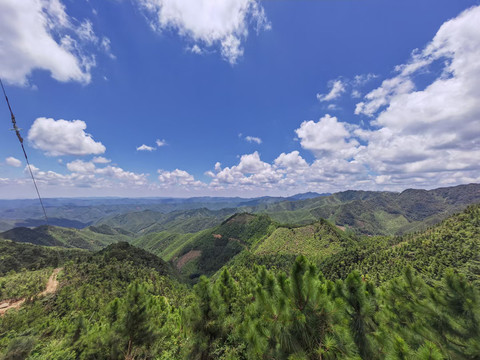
[319,204,480,284]
[246,183,480,236]
[0,269,51,301]
[254,219,351,260]
[1,203,480,359]
[173,213,276,280]
[1,336,36,360]
[244,257,357,359]
[133,231,195,261]
[98,208,235,235]
[0,224,131,251]
[0,240,85,276]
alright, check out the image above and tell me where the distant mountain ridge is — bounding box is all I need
[0,183,478,238]
[246,183,480,235]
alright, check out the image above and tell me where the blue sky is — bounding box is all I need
[0,0,479,198]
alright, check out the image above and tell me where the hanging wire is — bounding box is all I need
[0,78,48,224]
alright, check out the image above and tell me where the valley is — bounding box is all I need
[0,183,479,359]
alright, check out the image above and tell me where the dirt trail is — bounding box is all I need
[0,268,62,316]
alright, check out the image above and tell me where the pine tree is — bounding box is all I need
[428,270,480,358]
[245,256,357,359]
[184,276,224,360]
[335,271,378,359]
[121,282,155,359]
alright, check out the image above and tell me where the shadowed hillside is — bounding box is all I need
[248,183,480,235]
[0,225,131,251]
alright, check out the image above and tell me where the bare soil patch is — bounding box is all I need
[176,250,202,270]
[0,267,62,316]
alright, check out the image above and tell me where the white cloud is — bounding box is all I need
[18,162,149,192]
[66,159,96,174]
[136,0,270,64]
[5,157,21,167]
[96,165,149,185]
[156,139,167,147]
[274,151,308,171]
[295,115,361,158]
[353,5,480,183]
[354,76,415,116]
[351,90,362,99]
[157,169,205,188]
[208,151,282,190]
[317,80,346,102]
[0,0,98,85]
[25,164,96,188]
[189,44,203,54]
[100,37,116,59]
[244,135,262,144]
[137,144,156,151]
[353,73,377,86]
[28,117,106,156]
[92,156,111,164]
[3,6,480,197]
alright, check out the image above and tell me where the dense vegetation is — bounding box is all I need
[0,240,85,275]
[0,195,479,359]
[246,183,480,235]
[1,253,479,359]
[0,225,130,251]
[1,184,478,236]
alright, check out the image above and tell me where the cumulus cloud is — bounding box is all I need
[92,156,111,164]
[157,169,205,188]
[137,144,156,151]
[21,162,149,191]
[354,76,414,116]
[136,0,270,64]
[28,117,106,156]
[66,159,96,174]
[295,115,361,158]
[206,2,480,197]
[5,157,22,167]
[317,80,346,102]
[96,165,149,186]
[274,151,308,171]
[0,0,101,85]
[353,5,480,184]
[25,164,96,188]
[244,135,262,144]
[156,139,167,147]
[207,151,282,190]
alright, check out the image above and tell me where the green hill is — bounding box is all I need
[132,231,195,261]
[0,224,132,251]
[0,239,86,275]
[1,204,479,360]
[248,183,480,235]
[318,203,480,284]
[97,207,236,235]
[254,219,351,259]
[168,213,276,279]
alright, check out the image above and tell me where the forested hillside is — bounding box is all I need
[0,195,479,359]
[1,184,478,236]
[0,225,131,251]
[1,238,479,359]
[250,183,480,235]
[97,208,236,235]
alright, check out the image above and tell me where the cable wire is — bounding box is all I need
[0,78,48,224]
